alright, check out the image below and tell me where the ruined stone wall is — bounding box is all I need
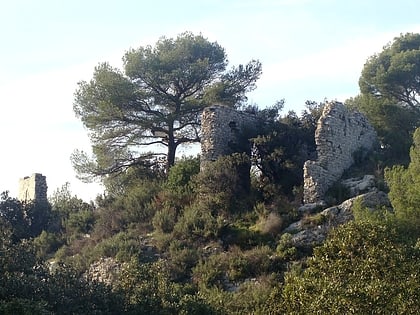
[200,105,258,168]
[303,102,377,203]
[18,173,48,203]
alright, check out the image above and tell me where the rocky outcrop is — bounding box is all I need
[341,175,377,198]
[286,190,391,248]
[303,102,377,203]
[18,173,48,203]
[87,257,125,286]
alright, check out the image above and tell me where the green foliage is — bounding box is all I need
[385,127,420,238]
[194,153,253,215]
[0,191,52,240]
[33,230,63,260]
[93,178,161,237]
[197,275,282,315]
[22,201,53,238]
[0,191,28,240]
[91,230,146,263]
[152,207,177,234]
[165,156,200,196]
[73,32,261,178]
[166,240,199,281]
[346,94,416,164]
[251,101,320,199]
[172,204,222,242]
[282,221,420,314]
[352,33,420,164]
[359,33,420,113]
[0,231,124,314]
[64,210,95,237]
[276,233,297,260]
[117,260,214,314]
[193,246,278,290]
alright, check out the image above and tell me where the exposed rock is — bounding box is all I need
[286,190,391,247]
[87,257,125,286]
[341,175,376,198]
[303,102,377,203]
[298,200,327,214]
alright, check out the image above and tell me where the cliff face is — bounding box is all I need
[303,102,377,204]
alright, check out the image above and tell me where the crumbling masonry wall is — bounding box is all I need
[303,102,377,203]
[200,105,258,168]
[18,173,48,203]
[200,105,258,197]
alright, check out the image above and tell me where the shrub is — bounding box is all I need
[282,221,420,314]
[167,240,199,281]
[165,156,200,196]
[255,212,283,236]
[152,207,177,234]
[172,204,222,242]
[32,230,63,259]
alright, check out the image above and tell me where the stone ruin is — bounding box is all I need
[200,105,258,169]
[18,173,48,204]
[200,105,259,196]
[303,102,377,203]
[200,102,377,205]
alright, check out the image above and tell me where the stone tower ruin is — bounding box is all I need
[303,102,377,204]
[200,105,258,169]
[18,173,48,204]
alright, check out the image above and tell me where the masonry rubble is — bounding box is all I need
[303,102,377,204]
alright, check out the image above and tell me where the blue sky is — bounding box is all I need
[1,0,419,201]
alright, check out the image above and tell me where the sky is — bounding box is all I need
[1,0,420,201]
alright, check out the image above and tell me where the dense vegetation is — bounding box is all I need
[1,33,419,314]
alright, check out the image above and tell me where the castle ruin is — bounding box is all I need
[200,105,258,168]
[303,102,377,203]
[18,173,48,204]
[200,102,377,205]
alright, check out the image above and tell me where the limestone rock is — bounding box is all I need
[286,190,391,247]
[87,257,125,286]
[341,175,376,197]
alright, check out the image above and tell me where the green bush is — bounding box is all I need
[193,153,253,215]
[152,207,177,234]
[172,204,222,242]
[167,240,199,281]
[276,233,297,260]
[32,230,63,260]
[90,231,144,263]
[192,254,226,289]
[165,156,200,196]
[117,260,214,314]
[282,221,420,314]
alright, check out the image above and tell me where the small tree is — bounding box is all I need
[282,221,420,314]
[359,33,420,113]
[385,127,420,236]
